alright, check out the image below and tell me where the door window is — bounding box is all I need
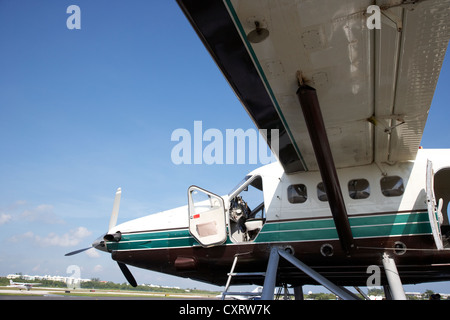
[188,186,226,247]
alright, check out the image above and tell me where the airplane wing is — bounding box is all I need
[177,0,450,174]
[28,283,40,287]
[11,281,40,287]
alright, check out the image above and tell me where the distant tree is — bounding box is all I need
[367,288,384,297]
[423,289,435,299]
[307,293,336,300]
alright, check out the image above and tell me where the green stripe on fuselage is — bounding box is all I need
[106,212,432,250]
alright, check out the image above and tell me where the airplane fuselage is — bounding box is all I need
[103,149,450,287]
[8,280,38,291]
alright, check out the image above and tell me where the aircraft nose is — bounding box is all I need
[92,234,108,253]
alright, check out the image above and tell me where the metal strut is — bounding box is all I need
[261,248,280,300]
[296,81,355,255]
[261,247,359,300]
[382,253,407,300]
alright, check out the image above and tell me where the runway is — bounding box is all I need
[0,294,172,300]
[0,288,216,300]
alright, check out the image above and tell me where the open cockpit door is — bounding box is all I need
[188,186,227,247]
[426,160,444,250]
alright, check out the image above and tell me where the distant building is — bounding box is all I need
[405,292,423,299]
[6,273,90,285]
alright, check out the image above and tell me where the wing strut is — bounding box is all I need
[296,81,355,255]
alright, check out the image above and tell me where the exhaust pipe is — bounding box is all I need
[104,231,122,242]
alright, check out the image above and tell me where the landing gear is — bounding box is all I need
[261,247,359,300]
[223,247,409,300]
[382,253,407,300]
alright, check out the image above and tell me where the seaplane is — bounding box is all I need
[66,0,450,300]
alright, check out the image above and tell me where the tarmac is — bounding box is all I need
[0,287,215,300]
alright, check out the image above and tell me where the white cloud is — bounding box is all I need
[1,201,65,225]
[9,231,34,242]
[93,264,104,273]
[20,204,65,224]
[86,248,100,258]
[9,227,92,248]
[0,213,12,225]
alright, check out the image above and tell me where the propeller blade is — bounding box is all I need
[64,247,92,256]
[117,261,137,287]
[108,187,122,231]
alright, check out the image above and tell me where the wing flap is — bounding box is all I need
[388,0,450,162]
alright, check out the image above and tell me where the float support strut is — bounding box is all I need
[382,253,407,300]
[261,247,280,300]
[261,247,359,300]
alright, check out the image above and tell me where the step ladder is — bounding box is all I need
[221,255,266,300]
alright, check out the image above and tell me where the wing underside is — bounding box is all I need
[178,0,450,173]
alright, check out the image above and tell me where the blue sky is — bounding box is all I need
[0,0,449,294]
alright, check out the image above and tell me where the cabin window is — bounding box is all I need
[288,184,307,204]
[380,176,404,197]
[348,179,370,200]
[317,182,328,202]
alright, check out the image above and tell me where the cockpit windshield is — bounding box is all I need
[228,175,251,196]
[227,174,265,243]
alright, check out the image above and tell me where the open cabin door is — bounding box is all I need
[188,186,227,247]
[426,160,444,250]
